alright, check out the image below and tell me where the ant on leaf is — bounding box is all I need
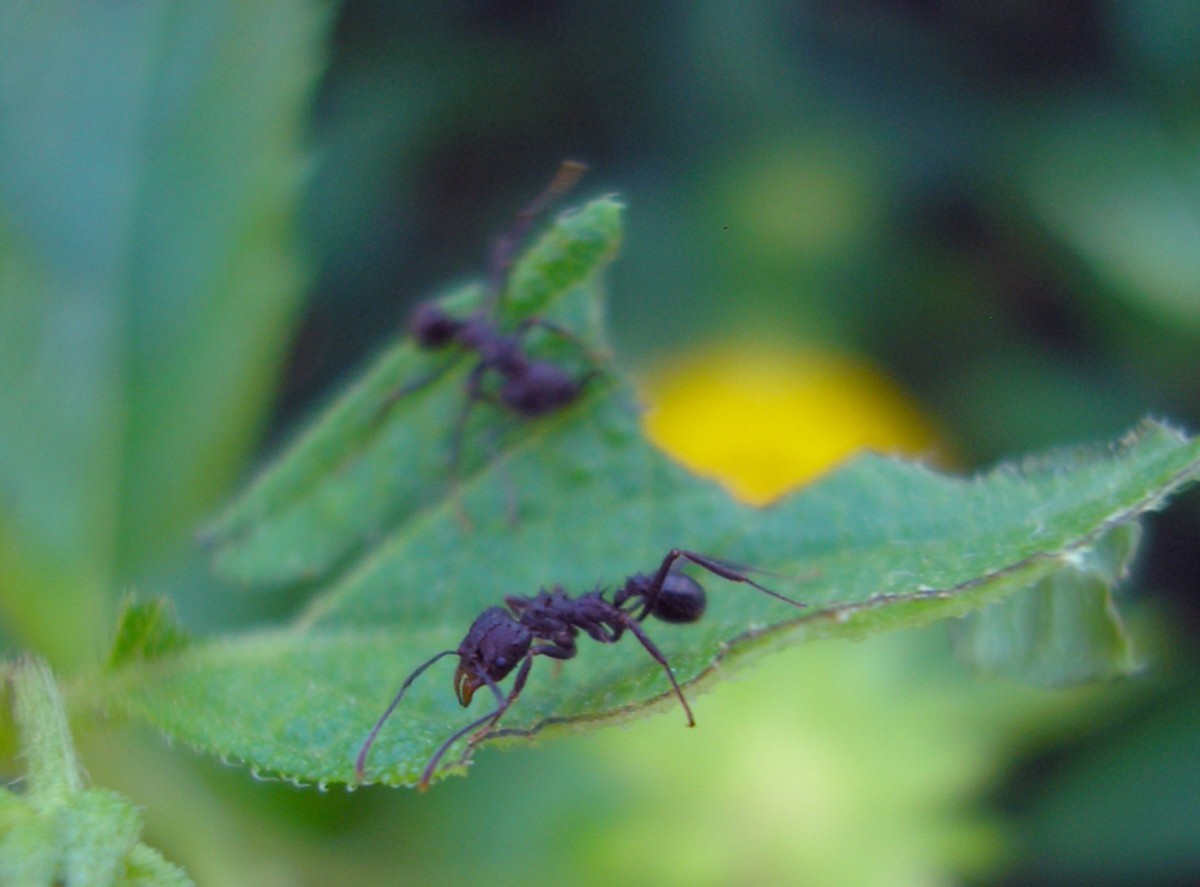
[354,548,806,789]
[384,161,599,504]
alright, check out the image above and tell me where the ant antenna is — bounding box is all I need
[486,160,588,305]
[355,649,459,782]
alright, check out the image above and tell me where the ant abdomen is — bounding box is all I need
[499,361,581,416]
[647,573,707,624]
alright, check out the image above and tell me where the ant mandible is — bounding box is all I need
[389,160,596,475]
[354,548,806,789]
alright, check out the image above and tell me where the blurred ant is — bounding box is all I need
[387,161,597,479]
[354,548,806,789]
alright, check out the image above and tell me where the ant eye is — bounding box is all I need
[494,657,509,669]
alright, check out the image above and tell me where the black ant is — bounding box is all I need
[388,160,597,479]
[354,548,806,789]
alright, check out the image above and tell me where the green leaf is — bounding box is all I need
[0,0,326,665]
[1017,673,1200,882]
[949,522,1140,686]
[1018,103,1200,332]
[122,844,193,887]
[102,407,1200,788]
[1,658,192,886]
[106,599,190,672]
[202,196,623,586]
[96,190,1200,790]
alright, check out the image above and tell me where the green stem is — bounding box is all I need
[10,656,84,808]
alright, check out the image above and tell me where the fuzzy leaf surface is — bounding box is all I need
[106,411,1200,787]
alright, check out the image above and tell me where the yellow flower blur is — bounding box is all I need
[640,344,941,504]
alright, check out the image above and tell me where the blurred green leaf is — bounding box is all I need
[101,289,1200,788]
[0,0,326,665]
[1,658,191,886]
[949,522,1141,685]
[106,599,190,672]
[1017,675,1200,883]
[1019,103,1200,332]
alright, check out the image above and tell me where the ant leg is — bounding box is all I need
[354,649,459,782]
[372,357,460,429]
[479,418,521,526]
[515,317,596,355]
[448,363,488,473]
[514,318,606,384]
[418,706,506,792]
[445,363,491,529]
[464,638,576,745]
[467,653,534,742]
[676,549,808,609]
[447,367,525,527]
[615,612,695,727]
[637,550,685,619]
[420,653,533,790]
[650,549,807,610]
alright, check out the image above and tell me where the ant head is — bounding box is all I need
[453,607,532,706]
[645,573,707,624]
[409,301,463,348]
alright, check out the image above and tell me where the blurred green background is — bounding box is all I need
[3,1,1199,884]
